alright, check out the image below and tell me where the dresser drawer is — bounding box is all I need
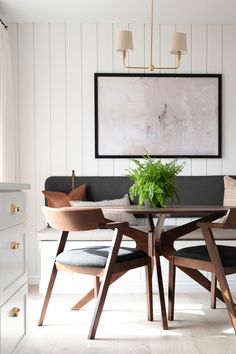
[0,192,26,231]
[0,224,27,306]
[0,284,27,354]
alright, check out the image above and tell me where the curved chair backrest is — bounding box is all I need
[42,206,106,231]
[222,208,236,229]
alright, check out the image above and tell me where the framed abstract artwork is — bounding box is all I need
[94,73,222,158]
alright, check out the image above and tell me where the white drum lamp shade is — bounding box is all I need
[116,30,133,51]
[170,32,187,55]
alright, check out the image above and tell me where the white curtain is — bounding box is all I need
[0,23,15,182]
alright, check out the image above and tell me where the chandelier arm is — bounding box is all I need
[122,50,149,70]
[153,65,179,70]
[123,63,150,70]
[153,52,181,70]
[122,50,181,71]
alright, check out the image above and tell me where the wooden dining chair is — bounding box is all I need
[168,208,236,333]
[38,206,154,339]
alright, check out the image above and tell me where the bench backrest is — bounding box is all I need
[45,175,236,207]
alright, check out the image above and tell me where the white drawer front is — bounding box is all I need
[0,192,26,231]
[0,284,27,354]
[0,224,27,306]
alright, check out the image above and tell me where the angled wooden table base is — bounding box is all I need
[70,205,228,332]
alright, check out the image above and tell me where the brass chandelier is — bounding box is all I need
[116,0,187,71]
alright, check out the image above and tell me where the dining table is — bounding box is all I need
[71,204,230,330]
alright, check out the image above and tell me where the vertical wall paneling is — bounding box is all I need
[191,25,207,175]
[206,25,223,175]
[178,158,191,176]
[191,25,207,73]
[127,23,146,169]
[66,24,83,176]
[159,26,176,168]
[159,25,178,172]
[176,25,192,175]
[18,24,37,276]
[207,25,222,73]
[8,22,236,283]
[113,23,130,175]
[191,160,207,176]
[34,24,51,236]
[97,24,114,176]
[50,24,67,175]
[7,24,20,182]
[128,24,145,73]
[160,25,176,73]
[81,24,99,175]
[222,25,236,174]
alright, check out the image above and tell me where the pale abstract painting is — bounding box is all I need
[95,75,220,157]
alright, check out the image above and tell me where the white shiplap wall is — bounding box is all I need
[7,23,236,282]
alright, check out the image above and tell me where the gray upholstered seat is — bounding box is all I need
[173,245,236,267]
[56,246,147,268]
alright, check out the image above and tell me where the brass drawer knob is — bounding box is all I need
[10,241,20,250]
[10,203,21,214]
[10,307,21,317]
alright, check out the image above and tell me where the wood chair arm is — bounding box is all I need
[197,220,236,229]
[99,221,129,230]
[197,222,225,229]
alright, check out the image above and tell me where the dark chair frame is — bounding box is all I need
[168,208,236,333]
[38,206,154,339]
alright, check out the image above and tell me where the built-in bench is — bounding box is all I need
[38,175,236,293]
[39,175,236,241]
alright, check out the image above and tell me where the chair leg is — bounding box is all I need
[88,226,123,339]
[88,270,114,339]
[38,264,58,326]
[145,260,153,321]
[155,250,168,330]
[202,226,236,333]
[94,276,100,298]
[38,230,68,326]
[211,272,217,309]
[168,255,176,321]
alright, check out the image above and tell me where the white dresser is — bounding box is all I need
[0,183,30,354]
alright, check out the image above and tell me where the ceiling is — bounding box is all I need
[0,0,236,24]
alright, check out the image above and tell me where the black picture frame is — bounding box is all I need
[94,73,222,158]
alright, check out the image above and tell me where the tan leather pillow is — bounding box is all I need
[42,184,87,208]
[69,184,87,201]
[223,176,236,206]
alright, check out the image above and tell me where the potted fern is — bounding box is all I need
[127,156,185,207]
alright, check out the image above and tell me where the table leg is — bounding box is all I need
[155,250,168,329]
[147,214,168,329]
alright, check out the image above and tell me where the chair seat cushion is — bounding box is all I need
[56,246,147,268]
[173,245,236,267]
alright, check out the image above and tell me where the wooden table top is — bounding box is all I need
[98,205,229,215]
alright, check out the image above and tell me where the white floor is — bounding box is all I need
[19,286,236,354]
